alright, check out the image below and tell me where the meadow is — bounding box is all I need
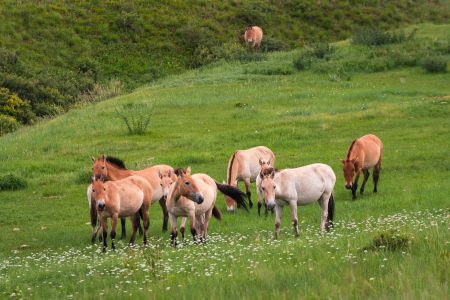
[0,24,449,299]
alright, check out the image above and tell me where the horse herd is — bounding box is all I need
[87,134,383,251]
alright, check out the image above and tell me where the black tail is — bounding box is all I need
[326,194,335,231]
[227,151,237,185]
[212,206,222,220]
[215,181,248,211]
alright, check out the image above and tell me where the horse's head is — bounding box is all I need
[259,167,277,210]
[90,177,108,212]
[159,170,175,199]
[92,154,108,180]
[245,26,254,43]
[341,158,358,189]
[174,167,204,204]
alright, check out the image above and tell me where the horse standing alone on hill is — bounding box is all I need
[244,26,263,48]
[341,134,383,200]
[258,164,336,239]
[226,146,275,212]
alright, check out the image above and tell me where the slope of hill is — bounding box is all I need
[0,0,449,123]
[0,23,449,299]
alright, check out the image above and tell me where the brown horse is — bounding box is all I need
[90,175,152,251]
[341,134,383,200]
[92,155,176,232]
[166,167,248,247]
[226,146,275,212]
[244,26,263,48]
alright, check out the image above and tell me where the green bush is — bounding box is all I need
[261,36,289,52]
[0,174,27,190]
[362,229,411,252]
[0,114,20,135]
[0,87,35,124]
[115,102,153,135]
[352,27,407,46]
[420,56,448,73]
[293,51,316,71]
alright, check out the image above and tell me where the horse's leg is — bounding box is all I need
[274,204,283,240]
[373,164,381,193]
[360,169,370,195]
[257,188,263,216]
[159,197,169,232]
[203,210,213,241]
[289,200,299,237]
[101,216,108,252]
[244,178,253,208]
[142,205,150,245]
[352,171,361,200]
[120,217,126,239]
[169,213,178,247]
[188,211,197,242]
[128,213,139,245]
[318,194,330,233]
[180,217,187,241]
[136,212,143,237]
[111,213,118,250]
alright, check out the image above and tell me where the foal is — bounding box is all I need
[90,176,152,251]
[341,134,383,200]
[166,167,248,246]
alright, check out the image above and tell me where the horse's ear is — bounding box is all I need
[259,171,264,180]
[90,176,95,184]
[258,158,263,166]
[158,171,163,179]
[168,170,172,178]
[99,174,106,182]
[100,154,106,162]
[267,159,271,166]
[174,168,183,177]
[91,156,96,162]
[270,169,275,179]
[186,166,191,175]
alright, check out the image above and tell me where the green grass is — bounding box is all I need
[0,24,449,299]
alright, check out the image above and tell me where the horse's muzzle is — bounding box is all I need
[97,201,106,211]
[267,201,276,210]
[345,184,352,190]
[195,193,204,204]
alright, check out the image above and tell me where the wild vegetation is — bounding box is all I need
[0,1,449,128]
[0,22,448,299]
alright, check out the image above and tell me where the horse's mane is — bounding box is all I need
[105,156,127,170]
[261,167,277,177]
[346,140,357,160]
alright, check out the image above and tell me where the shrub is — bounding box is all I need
[420,56,448,73]
[0,87,35,124]
[352,27,407,46]
[362,229,411,252]
[0,114,20,135]
[80,79,124,103]
[293,51,316,71]
[0,174,27,190]
[115,102,153,135]
[261,36,289,52]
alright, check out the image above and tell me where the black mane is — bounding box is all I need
[106,156,127,169]
[346,139,357,160]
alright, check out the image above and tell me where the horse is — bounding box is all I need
[90,175,152,252]
[244,26,263,48]
[255,158,275,216]
[92,155,176,233]
[257,165,336,239]
[226,146,275,212]
[341,134,383,200]
[166,167,248,247]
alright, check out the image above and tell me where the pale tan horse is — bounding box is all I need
[166,167,248,246]
[244,26,263,48]
[226,146,275,212]
[258,165,336,239]
[341,134,383,200]
[90,175,152,251]
[92,155,176,232]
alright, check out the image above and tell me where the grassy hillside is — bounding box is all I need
[0,0,449,125]
[0,24,449,299]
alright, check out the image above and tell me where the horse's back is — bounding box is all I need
[106,176,145,216]
[237,146,275,178]
[358,134,383,167]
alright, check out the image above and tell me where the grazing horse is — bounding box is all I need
[244,26,263,48]
[341,134,383,200]
[226,146,275,212]
[258,165,336,239]
[92,155,176,233]
[90,176,152,252]
[166,167,248,247]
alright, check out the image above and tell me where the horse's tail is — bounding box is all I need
[326,193,335,231]
[227,151,238,185]
[212,206,222,220]
[215,181,248,211]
